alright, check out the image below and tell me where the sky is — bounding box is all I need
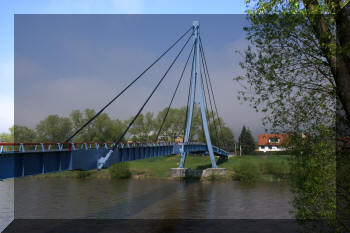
[1,0,266,139]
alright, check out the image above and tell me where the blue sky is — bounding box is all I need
[1,1,265,139]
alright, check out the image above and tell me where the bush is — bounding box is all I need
[260,160,290,179]
[232,160,262,182]
[75,170,91,179]
[108,162,131,179]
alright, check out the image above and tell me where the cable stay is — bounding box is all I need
[65,26,193,142]
[97,32,194,169]
[183,40,197,142]
[155,42,195,142]
[199,36,226,148]
[199,54,219,146]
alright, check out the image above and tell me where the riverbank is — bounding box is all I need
[34,154,291,182]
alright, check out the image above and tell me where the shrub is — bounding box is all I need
[232,160,262,182]
[260,160,290,179]
[75,170,91,179]
[108,162,131,179]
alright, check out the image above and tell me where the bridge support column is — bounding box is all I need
[179,20,217,168]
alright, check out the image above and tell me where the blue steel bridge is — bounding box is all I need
[0,21,229,179]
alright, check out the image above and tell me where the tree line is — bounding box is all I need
[0,106,239,152]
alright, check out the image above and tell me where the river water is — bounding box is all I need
[11,178,294,219]
[1,178,294,231]
[0,179,13,232]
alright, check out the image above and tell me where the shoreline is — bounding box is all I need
[29,154,291,183]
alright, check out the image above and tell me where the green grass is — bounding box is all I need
[126,155,215,178]
[33,154,291,181]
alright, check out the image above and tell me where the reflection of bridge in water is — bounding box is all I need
[0,21,229,179]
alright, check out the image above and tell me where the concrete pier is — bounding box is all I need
[202,168,226,177]
[170,168,189,178]
[170,167,226,178]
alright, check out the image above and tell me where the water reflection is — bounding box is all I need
[14,178,293,219]
[0,179,13,232]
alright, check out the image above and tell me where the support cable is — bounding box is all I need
[200,59,217,145]
[199,44,220,147]
[199,66,211,143]
[155,42,195,142]
[65,26,193,142]
[110,33,193,151]
[199,36,226,147]
[183,39,197,142]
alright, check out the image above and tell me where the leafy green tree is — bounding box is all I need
[0,127,14,142]
[13,125,37,142]
[36,115,72,142]
[128,112,158,142]
[69,109,125,142]
[156,107,187,142]
[220,125,235,152]
[243,0,350,121]
[0,125,36,142]
[235,0,349,230]
[0,132,12,142]
[238,126,256,155]
[199,114,235,151]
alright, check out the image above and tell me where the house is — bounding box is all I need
[257,134,288,152]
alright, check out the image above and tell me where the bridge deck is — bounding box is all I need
[0,143,228,179]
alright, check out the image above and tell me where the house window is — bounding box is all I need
[268,137,280,143]
[260,146,265,149]
[268,146,272,149]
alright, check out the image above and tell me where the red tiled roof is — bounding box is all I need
[257,134,288,146]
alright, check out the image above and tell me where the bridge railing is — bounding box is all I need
[0,142,178,154]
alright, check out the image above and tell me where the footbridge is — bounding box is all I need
[0,142,228,179]
[0,21,230,179]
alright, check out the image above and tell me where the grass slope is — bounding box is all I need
[34,154,290,182]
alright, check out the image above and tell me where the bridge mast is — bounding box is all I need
[179,21,217,168]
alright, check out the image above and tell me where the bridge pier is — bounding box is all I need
[170,167,226,178]
[202,168,226,177]
[170,168,189,178]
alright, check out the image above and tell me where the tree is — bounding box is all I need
[0,125,36,143]
[0,131,12,142]
[156,107,187,142]
[198,114,235,152]
[36,115,72,142]
[220,125,235,152]
[238,126,256,155]
[244,0,350,123]
[236,0,349,230]
[69,109,126,142]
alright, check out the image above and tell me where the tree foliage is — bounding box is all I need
[238,126,256,154]
[36,115,72,142]
[1,107,233,151]
[70,109,125,142]
[236,0,349,230]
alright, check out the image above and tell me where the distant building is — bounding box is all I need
[257,134,288,152]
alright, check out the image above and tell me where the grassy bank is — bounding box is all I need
[34,154,290,182]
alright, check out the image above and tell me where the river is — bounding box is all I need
[0,177,294,228]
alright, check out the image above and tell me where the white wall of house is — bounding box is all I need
[258,145,284,152]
